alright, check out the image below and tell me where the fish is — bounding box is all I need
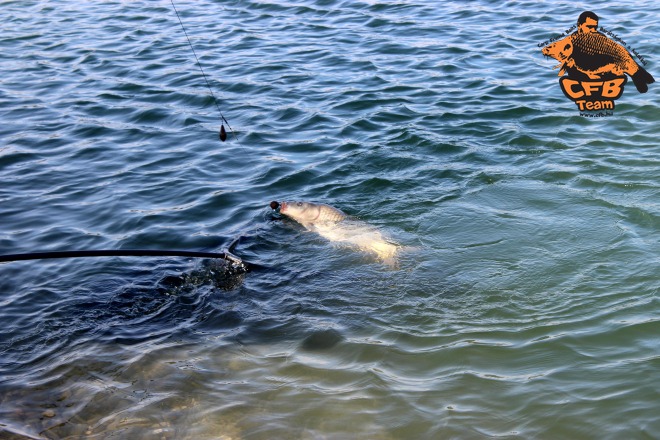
[542,32,654,93]
[271,200,399,264]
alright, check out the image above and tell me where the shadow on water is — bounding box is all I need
[0,242,282,438]
[0,255,252,357]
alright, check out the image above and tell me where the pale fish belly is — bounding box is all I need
[312,221,398,262]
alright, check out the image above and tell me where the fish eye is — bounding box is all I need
[297,202,303,206]
[564,43,571,50]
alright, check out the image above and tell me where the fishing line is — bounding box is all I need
[171,0,237,142]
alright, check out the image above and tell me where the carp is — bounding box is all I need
[542,32,654,93]
[271,200,398,264]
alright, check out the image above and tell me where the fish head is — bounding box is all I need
[542,36,574,62]
[279,201,325,225]
[278,201,346,225]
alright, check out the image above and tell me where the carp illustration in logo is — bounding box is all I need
[542,11,654,114]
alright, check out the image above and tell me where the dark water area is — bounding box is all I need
[1,1,658,438]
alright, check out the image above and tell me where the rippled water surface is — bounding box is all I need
[1,0,659,438]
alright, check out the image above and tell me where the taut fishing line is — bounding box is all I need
[171,0,236,142]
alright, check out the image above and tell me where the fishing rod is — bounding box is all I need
[171,0,237,143]
[0,249,249,268]
[0,238,251,269]
[0,249,220,262]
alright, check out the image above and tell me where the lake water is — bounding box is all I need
[1,1,658,439]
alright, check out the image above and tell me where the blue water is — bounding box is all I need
[1,1,658,438]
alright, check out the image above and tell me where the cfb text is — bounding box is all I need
[559,78,627,100]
